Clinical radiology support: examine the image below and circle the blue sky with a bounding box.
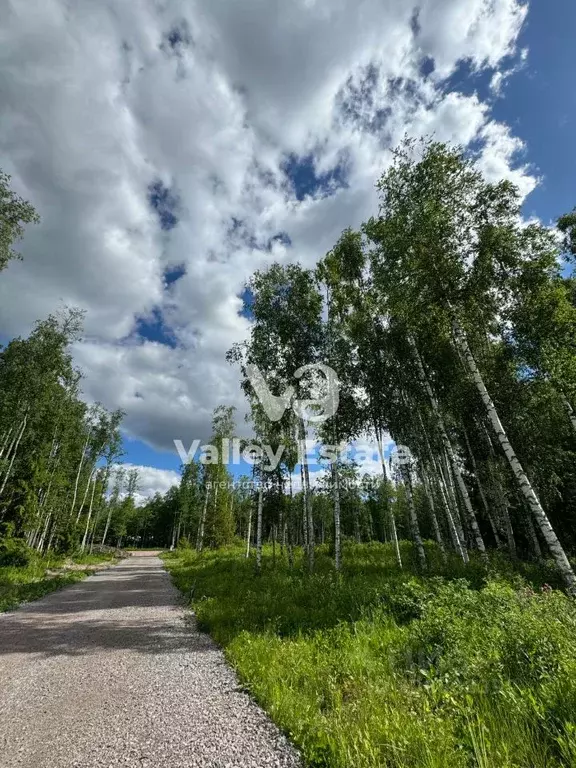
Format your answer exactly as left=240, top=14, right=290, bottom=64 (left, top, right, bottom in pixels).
left=1, top=0, right=574, bottom=499
left=450, top=0, right=576, bottom=224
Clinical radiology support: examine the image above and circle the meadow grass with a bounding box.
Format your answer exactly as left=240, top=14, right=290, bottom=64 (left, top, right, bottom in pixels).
left=0, top=550, right=117, bottom=612
left=165, top=541, right=576, bottom=767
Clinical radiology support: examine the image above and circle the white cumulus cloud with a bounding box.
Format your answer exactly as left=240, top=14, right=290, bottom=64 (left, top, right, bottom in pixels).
left=0, top=0, right=536, bottom=455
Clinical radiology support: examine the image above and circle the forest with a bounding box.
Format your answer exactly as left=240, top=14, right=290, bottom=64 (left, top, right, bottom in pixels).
left=3, top=140, right=576, bottom=766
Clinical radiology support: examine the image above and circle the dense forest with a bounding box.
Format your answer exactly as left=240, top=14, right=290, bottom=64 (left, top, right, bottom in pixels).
left=155, top=141, right=576, bottom=595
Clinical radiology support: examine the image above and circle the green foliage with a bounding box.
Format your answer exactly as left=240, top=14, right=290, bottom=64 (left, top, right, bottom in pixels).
left=0, top=537, right=33, bottom=567
left=166, top=543, right=576, bottom=768
left=0, top=309, right=126, bottom=553
left=0, top=169, right=39, bottom=272
left=0, top=550, right=115, bottom=612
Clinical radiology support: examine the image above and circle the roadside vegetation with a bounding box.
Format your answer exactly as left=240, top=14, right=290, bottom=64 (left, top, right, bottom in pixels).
left=166, top=543, right=576, bottom=768
left=0, top=538, right=118, bottom=612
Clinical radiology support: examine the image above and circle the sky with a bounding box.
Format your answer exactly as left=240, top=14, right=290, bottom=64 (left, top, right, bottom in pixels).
left=1, top=0, right=575, bottom=502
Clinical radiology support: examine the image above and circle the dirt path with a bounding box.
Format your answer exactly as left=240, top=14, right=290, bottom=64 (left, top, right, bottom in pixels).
left=0, top=555, right=300, bottom=768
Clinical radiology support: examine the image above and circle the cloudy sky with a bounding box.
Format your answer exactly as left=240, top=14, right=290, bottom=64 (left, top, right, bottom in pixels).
left=1, top=0, right=575, bottom=500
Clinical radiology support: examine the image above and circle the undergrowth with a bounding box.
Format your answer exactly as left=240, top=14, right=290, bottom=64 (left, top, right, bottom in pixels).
left=0, top=545, right=117, bottom=612
left=165, top=541, right=576, bottom=767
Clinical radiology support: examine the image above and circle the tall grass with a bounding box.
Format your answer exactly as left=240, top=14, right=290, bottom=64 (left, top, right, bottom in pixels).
left=165, top=541, right=576, bottom=767
left=0, top=550, right=117, bottom=612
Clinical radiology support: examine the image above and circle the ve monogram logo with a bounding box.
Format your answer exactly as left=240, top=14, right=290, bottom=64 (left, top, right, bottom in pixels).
left=246, top=363, right=340, bottom=424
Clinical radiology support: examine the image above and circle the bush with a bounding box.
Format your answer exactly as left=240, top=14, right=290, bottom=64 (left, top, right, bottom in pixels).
left=0, top=538, right=33, bottom=567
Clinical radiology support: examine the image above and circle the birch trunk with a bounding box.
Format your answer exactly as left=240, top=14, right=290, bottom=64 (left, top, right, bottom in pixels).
left=299, top=461, right=308, bottom=548
left=69, top=430, right=91, bottom=520
left=479, top=420, right=518, bottom=558
left=462, top=427, right=502, bottom=548
left=332, top=460, right=342, bottom=571
left=0, top=427, right=13, bottom=461
left=403, top=467, right=426, bottom=569
left=37, top=512, right=51, bottom=553
left=170, top=521, right=177, bottom=550
left=433, top=456, right=468, bottom=562
left=561, top=393, right=576, bottom=435
left=75, top=466, right=95, bottom=524
left=0, top=432, right=17, bottom=476
left=279, top=507, right=284, bottom=557
left=101, top=506, right=113, bottom=547
left=409, top=338, right=487, bottom=557
left=451, top=316, right=576, bottom=595
left=300, top=422, right=314, bottom=573
left=287, top=472, right=294, bottom=568
left=527, top=515, right=543, bottom=561
left=375, top=427, right=402, bottom=568
left=421, top=469, right=447, bottom=561
left=256, top=481, right=263, bottom=573
left=81, top=475, right=98, bottom=551
left=245, top=505, right=252, bottom=558
left=416, top=411, right=467, bottom=562
left=440, top=451, right=465, bottom=545
left=196, top=485, right=209, bottom=552
left=0, top=413, right=27, bottom=498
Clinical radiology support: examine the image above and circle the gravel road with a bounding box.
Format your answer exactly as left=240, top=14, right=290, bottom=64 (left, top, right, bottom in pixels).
left=0, top=555, right=301, bottom=768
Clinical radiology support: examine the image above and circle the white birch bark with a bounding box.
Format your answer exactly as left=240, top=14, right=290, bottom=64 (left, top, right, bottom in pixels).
left=331, top=459, right=342, bottom=571
left=433, top=456, right=468, bottom=562
left=421, top=468, right=447, bottom=561
left=256, top=481, right=263, bottom=573
left=0, top=427, right=13, bottom=461
left=37, top=512, right=52, bottom=553
left=462, top=427, right=502, bottom=548
left=439, top=453, right=464, bottom=540
left=415, top=411, right=468, bottom=562
left=479, top=419, right=518, bottom=558
left=300, top=422, right=314, bottom=573
left=287, top=472, right=294, bottom=568
left=81, top=474, right=98, bottom=551
left=75, top=465, right=95, bottom=524
left=409, top=337, right=487, bottom=557
left=299, top=461, right=308, bottom=548
left=451, top=316, right=576, bottom=595
left=0, top=413, right=27, bottom=498
left=101, top=506, right=112, bottom=547
left=245, top=505, right=252, bottom=558
left=561, top=393, right=576, bottom=435
left=69, top=430, right=91, bottom=520
left=376, top=429, right=402, bottom=568
left=196, top=485, right=209, bottom=552
left=0, top=431, right=17, bottom=473
left=402, top=466, right=426, bottom=569
left=527, top=516, right=543, bottom=561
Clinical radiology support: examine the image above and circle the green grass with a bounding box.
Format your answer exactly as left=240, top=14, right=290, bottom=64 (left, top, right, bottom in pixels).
left=0, top=551, right=117, bottom=613
left=164, top=541, right=576, bottom=768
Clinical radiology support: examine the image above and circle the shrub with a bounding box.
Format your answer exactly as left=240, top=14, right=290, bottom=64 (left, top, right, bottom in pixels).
left=0, top=537, right=33, bottom=567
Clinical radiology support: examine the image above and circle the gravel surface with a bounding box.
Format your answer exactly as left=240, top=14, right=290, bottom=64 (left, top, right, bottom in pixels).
left=0, top=555, right=301, bottom=768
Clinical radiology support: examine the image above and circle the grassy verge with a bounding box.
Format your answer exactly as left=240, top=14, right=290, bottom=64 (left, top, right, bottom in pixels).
left=164, top=542, right=576, bottom=768
left=0, top=551, right=117, bottom=613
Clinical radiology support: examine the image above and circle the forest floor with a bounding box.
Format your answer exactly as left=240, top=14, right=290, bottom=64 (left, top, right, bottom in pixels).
left=0, top=554, right=301, bottom=768
left=165, top=542, right=576, bottom=768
